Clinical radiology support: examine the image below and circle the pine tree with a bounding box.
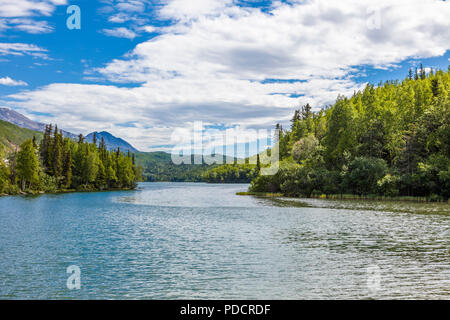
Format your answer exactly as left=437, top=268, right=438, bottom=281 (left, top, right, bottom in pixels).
left=98, top=137, right=107, bottom=164
left=256, top=154, right=261, bottom=173
left=301, top=103, right=312, bottom=119
left=291, top=110, right=300, bottom=129
left=420, top=63, right=426, bottom=80
left=40, top=124, right=52, bottom=171
left=16, top=140, right=40, bottom=190
left=51, top=126, right=63, bottom=182
left=63, top=147, right=72, bottom=188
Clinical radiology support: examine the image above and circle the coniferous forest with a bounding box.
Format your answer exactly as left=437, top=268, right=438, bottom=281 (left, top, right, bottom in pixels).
left=0, top=125, right=140, bottom=195
left=207, top=67, right=450, bottom=201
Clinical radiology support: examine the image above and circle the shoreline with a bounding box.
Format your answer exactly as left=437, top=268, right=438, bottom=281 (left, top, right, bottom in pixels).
left=0, top=187, right=137, bottom=198
left=237, top=191, right=450, bottom=203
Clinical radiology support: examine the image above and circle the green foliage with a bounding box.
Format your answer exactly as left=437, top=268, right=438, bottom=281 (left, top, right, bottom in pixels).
left=0, top=124, right=140, bottom=195
left=251, top=67, right=450, bottom=200
left=38, top=171, right=58, bottom=193
left=292, top=135, right=319, bottom=162
left=16, top=140, right=40, bottom=191
left=135, top=152, right=234, bottom=182
left=0, top=160, right=10, bottom=193
left=203, top=164, right=258, bottom=183
left=377, top=174, right=399, bottom=197
left=250, top=172, right=282, bottom=193
left=0, top=120, right=43, bottom=158
left=343, top=157, right=388, bottom=195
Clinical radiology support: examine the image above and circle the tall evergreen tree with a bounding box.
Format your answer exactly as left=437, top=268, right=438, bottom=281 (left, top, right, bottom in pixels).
left=420, top=63, right=426, bottom=80
left=51, top=126, right=63, bottom=181
left=62, top=147, right=72, bottom=188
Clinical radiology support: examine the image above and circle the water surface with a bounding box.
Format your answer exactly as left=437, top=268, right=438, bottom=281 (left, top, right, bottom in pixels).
left=0, top=182, right=448, bottom=299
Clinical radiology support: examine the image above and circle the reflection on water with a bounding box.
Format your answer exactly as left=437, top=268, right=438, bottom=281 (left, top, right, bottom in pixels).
left=0, top=182, right=449, bottom=299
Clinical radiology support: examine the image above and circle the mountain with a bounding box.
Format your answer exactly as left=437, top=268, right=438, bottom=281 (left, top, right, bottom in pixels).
left=0, top=120, right=43, bottom=157
left=86, top=131, right=139, bottom=153
left=0, top=108, right=139, bottom=153
left=0, top=107, right=77, bottom=139
left=0, top=107, right=45, bottom=132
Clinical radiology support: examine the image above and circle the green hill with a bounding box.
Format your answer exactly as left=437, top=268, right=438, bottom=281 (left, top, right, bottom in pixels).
left=0, top=120, right=43, bottom=158
left=135, top=152, right=238, bottom=182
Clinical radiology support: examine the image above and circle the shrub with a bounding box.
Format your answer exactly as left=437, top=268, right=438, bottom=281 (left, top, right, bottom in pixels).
left=292, top=135, right=319, bottom=162
left=344, top=157, right=388, bottom=195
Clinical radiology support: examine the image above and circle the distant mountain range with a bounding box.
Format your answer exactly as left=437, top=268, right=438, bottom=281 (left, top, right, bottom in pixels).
left=0, top=107, right=139, bottom=153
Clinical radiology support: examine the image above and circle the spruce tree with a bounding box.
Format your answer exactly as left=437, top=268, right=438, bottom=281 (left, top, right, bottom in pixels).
left=256, top=154, right=261, bottom=173
left=52, top=126, right=63, bottom=182
left=63, top=147, right=72, bottom=188
left=420, top=63, right=426, bottom=80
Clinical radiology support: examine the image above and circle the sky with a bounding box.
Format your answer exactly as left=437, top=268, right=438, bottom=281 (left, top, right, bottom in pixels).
left=0, top=0, right=449, bottom=153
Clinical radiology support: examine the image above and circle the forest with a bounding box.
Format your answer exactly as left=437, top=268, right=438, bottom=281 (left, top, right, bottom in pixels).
left=136, top=153, right=241, bottom=182
left=207, top=66, right=450, bottom=200
left=0, top=124, right=140, bottom=195
left=203, top=163, right=259, bottom=183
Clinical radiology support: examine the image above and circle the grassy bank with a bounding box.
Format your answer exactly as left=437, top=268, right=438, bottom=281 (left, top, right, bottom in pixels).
left=0, top=186, right=137, bottom=197
left=237, top=191, right=284, bottom=197
left=237, top=191, right=449, bottom=203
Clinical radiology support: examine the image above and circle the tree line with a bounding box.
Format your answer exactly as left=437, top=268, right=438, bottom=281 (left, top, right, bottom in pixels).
left=214, top=66, right=449, bottom=200
left=0, top=125, right=140, bottom=195
left=203, top=163, right=259, bottom=183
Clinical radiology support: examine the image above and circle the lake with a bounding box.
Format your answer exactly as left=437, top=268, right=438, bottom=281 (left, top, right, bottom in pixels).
left=0, top=182, right=449, bottom=299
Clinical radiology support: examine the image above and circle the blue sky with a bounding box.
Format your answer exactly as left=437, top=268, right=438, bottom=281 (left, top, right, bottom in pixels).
left=0, top=0, right=449, bottom=153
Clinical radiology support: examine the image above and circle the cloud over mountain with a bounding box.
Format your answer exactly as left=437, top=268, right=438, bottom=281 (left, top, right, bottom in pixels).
left=4, top=0, right=450, bottom=151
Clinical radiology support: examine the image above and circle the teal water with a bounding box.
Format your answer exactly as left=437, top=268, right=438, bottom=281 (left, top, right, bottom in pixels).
left=0, top=182, right=448, bottom=299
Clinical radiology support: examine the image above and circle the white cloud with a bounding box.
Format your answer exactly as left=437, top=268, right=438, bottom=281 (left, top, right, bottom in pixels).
left=0, top=42, right=49, bottom=59
left=115, top=0, right=146, bottom=13
left=7, top=18, right=53, bottom=33
left=0, top=76, right=28, bottom=86
left=6, top=0, right=450, bottom=151
left=102, top=27, right=138, bottom=39
left=0, top=0, right=67, bottom=33
left=158, top=0, right=233, bottom=21
left=99, top=0, right=450, bottom=83
left=100, top=1, right=158, bottom=39
left=139, top=25, right=157, bottom=33
left=0, top=0, right=54, bottom=17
